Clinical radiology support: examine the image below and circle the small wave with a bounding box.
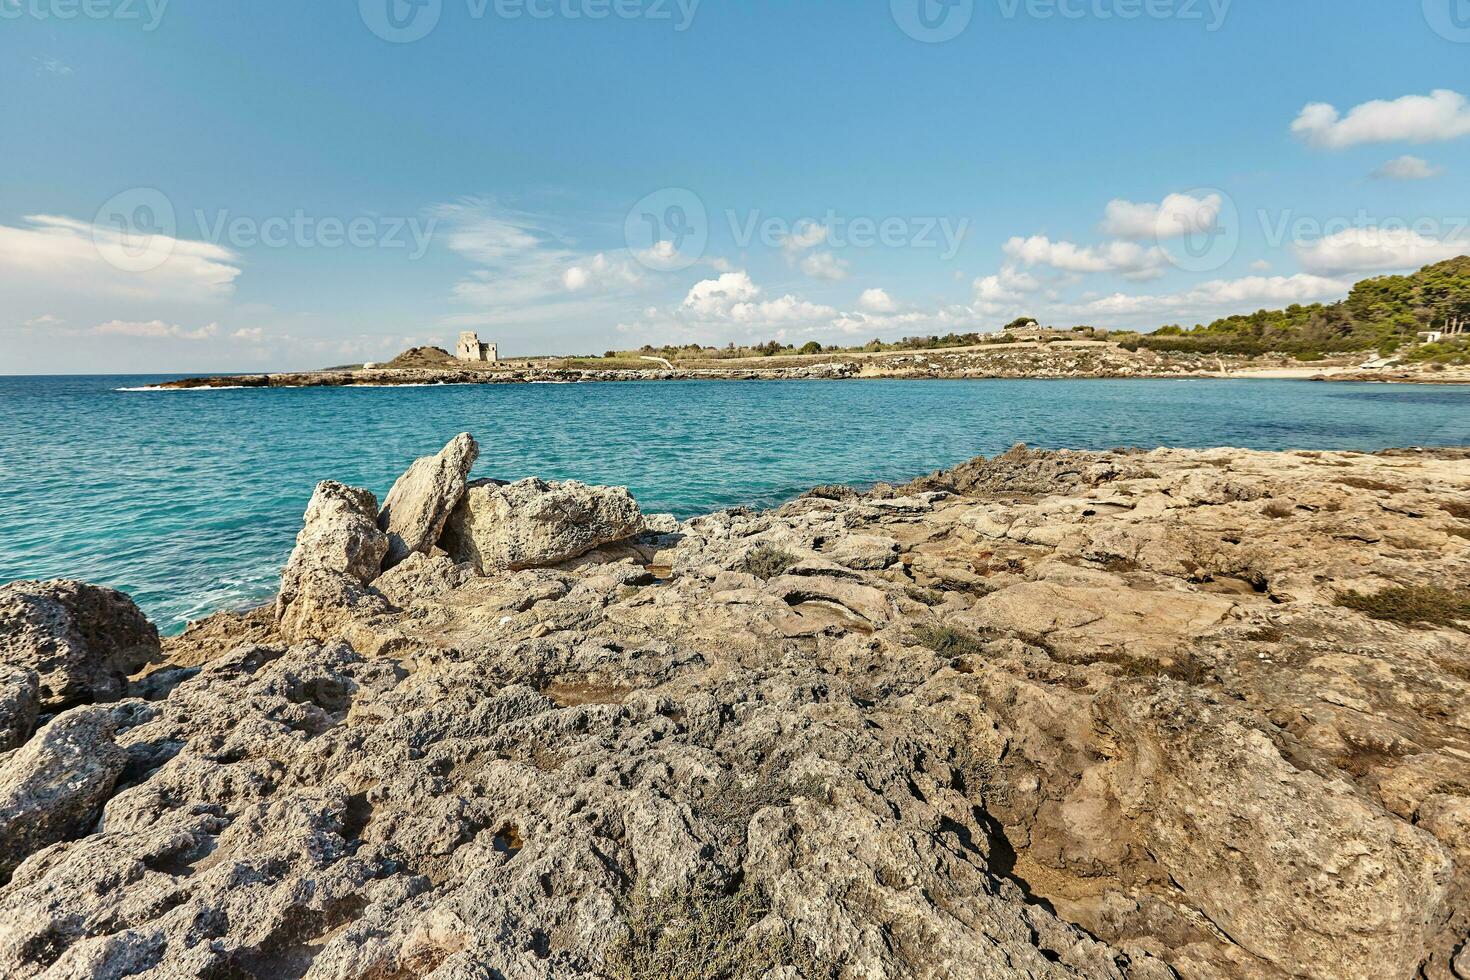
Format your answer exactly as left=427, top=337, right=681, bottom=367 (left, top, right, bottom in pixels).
left=115, top=385, right=255, bottom=392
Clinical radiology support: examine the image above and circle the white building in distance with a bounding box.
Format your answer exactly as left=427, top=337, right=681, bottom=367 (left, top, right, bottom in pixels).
left=456, top=332, right=499, bottom=363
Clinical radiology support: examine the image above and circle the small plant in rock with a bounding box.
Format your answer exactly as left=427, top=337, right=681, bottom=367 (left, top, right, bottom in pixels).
left=608, top=875, right=835, bottom=980
left=911, top=623, right=989, bottom=658
left=1335, top=585, right=1470, bottom=629
left=740, top=546, right=799, bottom=580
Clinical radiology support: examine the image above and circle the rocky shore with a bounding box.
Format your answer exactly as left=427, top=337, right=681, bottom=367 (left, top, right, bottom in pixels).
left=148, top=343, right=1457, bottom=389
left=2, top=438, right=1469, bottom=978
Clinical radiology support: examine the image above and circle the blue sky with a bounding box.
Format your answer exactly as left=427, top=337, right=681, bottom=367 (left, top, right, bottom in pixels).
left=3, top=0, right=1469, bottom=373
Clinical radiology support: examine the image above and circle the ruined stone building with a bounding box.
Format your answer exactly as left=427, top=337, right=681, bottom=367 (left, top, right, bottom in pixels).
left=455, top=332, right=499, bottom=363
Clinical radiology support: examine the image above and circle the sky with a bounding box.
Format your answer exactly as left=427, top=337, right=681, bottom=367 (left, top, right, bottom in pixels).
left=2, top=0, right=1469, bottom=374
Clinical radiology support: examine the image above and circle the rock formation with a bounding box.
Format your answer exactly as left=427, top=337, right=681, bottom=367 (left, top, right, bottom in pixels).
left=0, top=580, right=160, bottom=710
left=377, top=433, right=479, bottom=569
left=276, top=481, right=390, bottom=642
left=441, top=477, right=644, bottom=573
left=1, top=443, right=1467, bottom=978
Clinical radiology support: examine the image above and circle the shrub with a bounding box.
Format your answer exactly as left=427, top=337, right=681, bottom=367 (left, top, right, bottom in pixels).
left=1335, top=586, right=1470, bottom=628
left=798, top=341, right=823, bottom=355
left=912, top=623, right=988, bottom=658
left=740, top=546, right=799, bottom=580
left=608, top=875, right=835, bottom=980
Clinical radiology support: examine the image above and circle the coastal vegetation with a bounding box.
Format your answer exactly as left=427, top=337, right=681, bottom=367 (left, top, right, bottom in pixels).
left=1121, top=257, right=1470, bottom=358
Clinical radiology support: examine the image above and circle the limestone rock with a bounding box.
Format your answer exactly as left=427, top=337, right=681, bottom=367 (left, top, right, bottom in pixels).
left=0, top=670, right=40, bottom=751
left=276, top=481, right=388, bottom=632
left=441, top=477, right=644, bottom=573
left=0, top=580, right=160, bottom=710
left=2, top=445, right=1467, bottom=977
left=0, top=706, right=125, bottom=880
left=371, top=551, right=473, bottom=607
left=277, top=568, right=392, bottom=644
left=378, top=433, right=479, bottom=569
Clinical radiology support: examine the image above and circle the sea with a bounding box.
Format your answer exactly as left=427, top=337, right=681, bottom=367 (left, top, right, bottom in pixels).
left=1, top=375, right=1466, bottom=634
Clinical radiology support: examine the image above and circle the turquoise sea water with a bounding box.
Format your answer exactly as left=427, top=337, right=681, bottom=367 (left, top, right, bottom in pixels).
left=1, top=375, right=1467, bottom=634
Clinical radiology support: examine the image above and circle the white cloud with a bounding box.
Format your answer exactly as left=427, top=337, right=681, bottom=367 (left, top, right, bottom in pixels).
left=1004, top=234, right=1169, bottom=281
left=1078, top=274, right=1349, bottom=319
left=1250, top=260, right=1272, bottom=272
left=1371, top=155, right=1444, bottom=181
left=682, top=272, right=761, bottom=317
left=800, top=251, right=849, bottom=280
left=94, top=320, right=220, bottom=341
left=973, top=265, right=1041, bottom=303
left=1102, top=192, right=1223, bottom=241
left=781, top=221, right=829, bottom=252
left=1295, top=227, right=1470, bottom=275
left=231, top=327, right=265, bottom=341
left=0, top=214, right=240, bottom=302
left=433, top=202, right=644, bottom=319
left=24, top=314, right=65, bottom=329
left=859, top=288, right=897, bottom=313
left=1292, top=89, right=1470, bottom=149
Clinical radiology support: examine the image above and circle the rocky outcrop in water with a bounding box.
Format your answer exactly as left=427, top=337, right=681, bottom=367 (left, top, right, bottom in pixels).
left=1, top=442, right=1468, bottom=978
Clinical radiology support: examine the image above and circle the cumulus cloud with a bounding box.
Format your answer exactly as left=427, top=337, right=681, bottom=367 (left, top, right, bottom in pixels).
left=231, top=327, right=265, bottom=341
left=0, top=214, right=240, bottom=302
left=1295, top=227, right=1470, bottom=275
left=859, top=288, right=897, bottom=313
left=800, top=252, right=849, bottom=280
left=973, top=265, right=1041, bottom=303
left=1371, top=155, right=1444, bottom=181
left=1102, top=192, right=1223, bottom=241
left=1004, top=235, right=1169, bottom=281
left=682, top=272, right=762, bottom=317
left=1292, top=89, right=1470, bottom=149
left=94, top=320, right=220, bottom=340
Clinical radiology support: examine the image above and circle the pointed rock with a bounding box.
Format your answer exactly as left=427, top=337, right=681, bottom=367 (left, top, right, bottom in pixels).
left=378, top=433, right=479, bottom=570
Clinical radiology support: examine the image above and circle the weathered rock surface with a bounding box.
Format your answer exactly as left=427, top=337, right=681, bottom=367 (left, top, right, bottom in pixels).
left=0, top=706, right=126, bottom=880
left=441, top=477, right=644, bottom=572
left=0, top=669, right=41, bottom=751
left=0, top=580, right=160, bottom=710
left=1, top=445, right=1467, bottom=978
left=276, top=481, right=389, bottom=639
left=378, top=433, right=479, bottom=569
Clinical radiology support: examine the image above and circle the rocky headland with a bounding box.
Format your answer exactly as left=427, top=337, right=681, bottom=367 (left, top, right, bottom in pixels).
left=147, top=343, right=1462, bottom=390
left=2, top=438, right=1469, bottom=979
